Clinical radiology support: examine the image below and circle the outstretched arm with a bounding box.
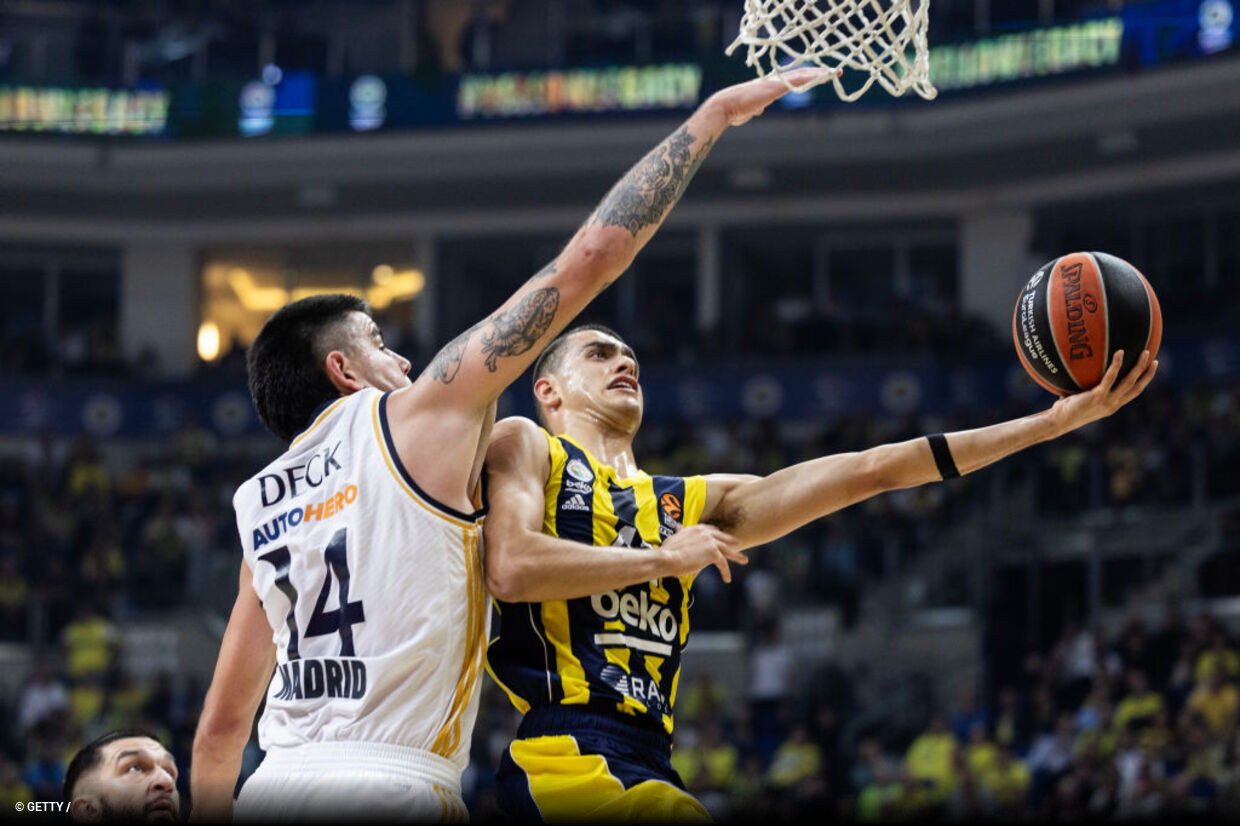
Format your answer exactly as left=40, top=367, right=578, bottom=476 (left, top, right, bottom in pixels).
left=412, top=67, right=834, bottom=410
left=702, top=350, right=1158, bottom=549
left=390, top=69, right=832, bottom=515
left=190, top=562, right=275, bottom=822
left=483, top=417, right=747, bottom=603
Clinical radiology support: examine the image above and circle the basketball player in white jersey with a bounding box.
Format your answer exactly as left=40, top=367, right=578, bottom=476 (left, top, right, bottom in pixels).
left=189, top=69, right=831, bottom=822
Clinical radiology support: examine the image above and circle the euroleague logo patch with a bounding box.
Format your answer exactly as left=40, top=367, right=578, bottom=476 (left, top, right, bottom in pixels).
left=659, top=493, right=682, bottom=521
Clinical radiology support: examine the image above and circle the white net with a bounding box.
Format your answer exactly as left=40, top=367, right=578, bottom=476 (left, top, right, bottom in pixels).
left=726, top=0, right=937, bottom=102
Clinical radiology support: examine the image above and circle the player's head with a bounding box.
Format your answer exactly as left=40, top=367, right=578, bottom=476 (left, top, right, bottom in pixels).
left=247, top=294, right=412, bottom=442
left=64, top=730, right=179, bottom=823
left=531, top=324, right=641, bottom=433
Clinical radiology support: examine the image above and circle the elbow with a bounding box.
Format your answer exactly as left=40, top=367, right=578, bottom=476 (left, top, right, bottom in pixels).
left=194, top=705, right=251, bottom=750
left=565, top=230, right=631, bottom=284
left=484, top=546, right=531, bottom=603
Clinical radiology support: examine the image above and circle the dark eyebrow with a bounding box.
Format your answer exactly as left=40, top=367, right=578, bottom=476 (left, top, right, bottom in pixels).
left=582, top=340, right=636, bottom=362
left=113, top=750, right=144, bottom=764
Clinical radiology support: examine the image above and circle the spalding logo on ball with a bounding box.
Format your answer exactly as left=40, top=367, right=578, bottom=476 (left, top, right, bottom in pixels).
left=1013, top=252, right=1162, bottom=395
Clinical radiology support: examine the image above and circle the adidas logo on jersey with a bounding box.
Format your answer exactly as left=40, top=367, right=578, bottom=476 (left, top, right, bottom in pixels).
left=561, top=494, right=590, bottom=512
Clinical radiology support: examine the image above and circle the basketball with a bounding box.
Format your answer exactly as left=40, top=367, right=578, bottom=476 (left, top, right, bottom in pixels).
left=1013, top=252, right=1162, bottom=396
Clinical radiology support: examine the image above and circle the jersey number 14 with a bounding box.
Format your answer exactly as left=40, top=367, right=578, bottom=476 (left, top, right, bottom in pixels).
left=257, top=527, right=366, bottom=658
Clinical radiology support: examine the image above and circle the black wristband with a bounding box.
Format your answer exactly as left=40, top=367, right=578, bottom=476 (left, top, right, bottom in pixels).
left=927, top=433, right=959, bottom=480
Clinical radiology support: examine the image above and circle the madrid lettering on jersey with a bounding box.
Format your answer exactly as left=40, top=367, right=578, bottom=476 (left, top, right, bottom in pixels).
left=272, top=657, right=367, bottom=701
left=253, top=484, right=358, bottom=550
left=258, top=442, right=344, bottom=507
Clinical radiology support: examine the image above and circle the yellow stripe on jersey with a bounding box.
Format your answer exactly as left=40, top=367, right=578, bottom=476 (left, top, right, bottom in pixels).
left=432, top=525, right=487, bottom=757
left=289, top=396, right=349, bottom=449
left=541, top=598, right=590, bottom=705
left=543, top=433, right=568, bottom=534
left=508, top=736, right=711, bottom=823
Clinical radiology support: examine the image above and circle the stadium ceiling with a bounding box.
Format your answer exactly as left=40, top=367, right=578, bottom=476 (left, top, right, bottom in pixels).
left=2, top=56, right=1240, bottom=243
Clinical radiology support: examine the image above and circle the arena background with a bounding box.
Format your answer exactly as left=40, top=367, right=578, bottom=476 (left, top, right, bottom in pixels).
left=2, top=0, right=1239, bottom=820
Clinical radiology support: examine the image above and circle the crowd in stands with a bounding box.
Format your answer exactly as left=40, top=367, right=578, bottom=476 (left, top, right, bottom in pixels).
left=0, top=349, right=1237, bottom=817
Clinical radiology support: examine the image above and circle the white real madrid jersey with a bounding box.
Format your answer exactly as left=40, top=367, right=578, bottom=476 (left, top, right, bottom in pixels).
left=232, top=388, right=488, bottom=774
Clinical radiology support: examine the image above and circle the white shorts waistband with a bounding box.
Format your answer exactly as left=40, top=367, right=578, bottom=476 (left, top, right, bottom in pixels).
left=258, top=742, right=461, bottom=792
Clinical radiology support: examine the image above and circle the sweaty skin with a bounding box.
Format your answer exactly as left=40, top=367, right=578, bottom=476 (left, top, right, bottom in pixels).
left=68, top=737, right=179, bottom=824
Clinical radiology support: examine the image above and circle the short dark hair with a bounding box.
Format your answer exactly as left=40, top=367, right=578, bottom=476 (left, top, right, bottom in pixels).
left=530, top=324, right=629, bottom=426
left=247, top=294, right=370, bottom=442
left=64, top=729, right=164, bottom=802
left=531, top=323, right=626, bottom=385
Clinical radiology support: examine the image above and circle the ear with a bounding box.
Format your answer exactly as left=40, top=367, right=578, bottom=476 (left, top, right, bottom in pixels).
left=69, top=795, right=103, bottom=823
left=323, top=349, right=365, bottom=394
left=533, top=375, right=561, bottom=416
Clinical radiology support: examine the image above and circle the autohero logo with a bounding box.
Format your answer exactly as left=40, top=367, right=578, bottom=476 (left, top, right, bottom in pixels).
left=253, top=485, right=359, bottom=550
left=590, top=589, right=678, bottom=657
left=258, top=442, right=344, bottom=507
left=272, top=657, right=366, bottom=701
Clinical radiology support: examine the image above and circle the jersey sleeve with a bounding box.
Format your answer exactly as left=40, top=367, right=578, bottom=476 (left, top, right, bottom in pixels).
left=680, top=475, right=707, bottom=527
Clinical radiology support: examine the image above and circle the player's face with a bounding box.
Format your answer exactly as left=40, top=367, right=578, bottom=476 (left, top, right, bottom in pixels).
left=555, top=331, right=643, bottom=426
left=344, top=312, right=413, bottom=391
left=78, top=737, right=180, bottom=823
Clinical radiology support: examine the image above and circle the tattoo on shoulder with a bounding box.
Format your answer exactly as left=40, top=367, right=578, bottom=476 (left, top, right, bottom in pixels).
left=426, top=321, right=481, bottom=385
left=479, top=288, right=560, bottom=372
left=595, top=126, right=715, bottom=237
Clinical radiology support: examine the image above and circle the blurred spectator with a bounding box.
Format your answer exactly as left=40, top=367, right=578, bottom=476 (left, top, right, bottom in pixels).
left=17, top=660, right=69, bottom=735
left=949, top=685, right=990, bottom=744
left=1195, top=630, right=1240, bottom=685
left=61, top=603, right=118, bottom=682
left=903, top=714, right=957, bottom=808
left=0, top=755, right=31, bottom=809
left=748, top=624, right=792, bottom=761
left=767, top=723, right=822, bottom=789
left=977, top=744, right=1030, bottom=816
left=21, top=738, right=64, bottom=802
left=1113, top=670, right=1164, bottom=734
left=1186, top=664, right=1239, bottom=742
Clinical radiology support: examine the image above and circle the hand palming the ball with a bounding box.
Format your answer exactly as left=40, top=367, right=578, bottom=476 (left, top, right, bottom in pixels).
left=1048, top=349, right=1158, bottom=436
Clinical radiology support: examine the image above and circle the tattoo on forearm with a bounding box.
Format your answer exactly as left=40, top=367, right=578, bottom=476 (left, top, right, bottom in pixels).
left=426, top=321, right=481, bottom=385
left=530, top=261, right=557, bottom=281
left=595, top=126, right=716, bottom=237
left=479, top=288, right=560, bottom=372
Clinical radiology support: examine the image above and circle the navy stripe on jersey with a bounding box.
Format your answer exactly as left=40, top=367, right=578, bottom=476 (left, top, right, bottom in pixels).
left=377, top=392, right=485, bottom=523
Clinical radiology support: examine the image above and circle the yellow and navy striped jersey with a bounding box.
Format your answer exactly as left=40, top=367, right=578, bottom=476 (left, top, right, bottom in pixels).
left=486, top=430, right=707, bottom=737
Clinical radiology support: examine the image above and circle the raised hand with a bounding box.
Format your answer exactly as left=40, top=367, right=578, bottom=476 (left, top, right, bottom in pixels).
left=1050, top=350, right=1159, bottom=435
left=706, top=67, right=839, bottom=126
left=659, top=524, right=748, bottom=583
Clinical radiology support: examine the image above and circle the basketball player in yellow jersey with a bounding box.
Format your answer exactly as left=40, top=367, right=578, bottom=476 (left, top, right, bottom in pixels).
left=483, top=325, right=1159, bottom=822
left=190, top=70, right=832, bottom=822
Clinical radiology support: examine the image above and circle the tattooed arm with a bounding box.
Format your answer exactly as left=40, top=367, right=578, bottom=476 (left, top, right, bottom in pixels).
left=387, top=69, right=831, bottom=514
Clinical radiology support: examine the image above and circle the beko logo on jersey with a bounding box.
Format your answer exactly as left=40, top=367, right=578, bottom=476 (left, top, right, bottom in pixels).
left=258, top=442, right=344, bottom=506
left=272, top=657, right=367, bottom=701
left=590, top=589, right=678, bottom=656
left=562, top=478, right=593, bottom=495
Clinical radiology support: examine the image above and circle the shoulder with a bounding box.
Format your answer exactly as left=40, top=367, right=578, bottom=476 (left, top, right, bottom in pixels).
left=486, top=417, right=551, bottom=473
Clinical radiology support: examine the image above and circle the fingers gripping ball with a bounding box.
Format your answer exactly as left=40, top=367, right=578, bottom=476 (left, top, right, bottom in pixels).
left=1013, top=252, right=1162, bottom=395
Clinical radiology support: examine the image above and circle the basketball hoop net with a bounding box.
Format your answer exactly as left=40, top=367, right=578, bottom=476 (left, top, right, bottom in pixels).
left=726, top=0, right=937, bottom=102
